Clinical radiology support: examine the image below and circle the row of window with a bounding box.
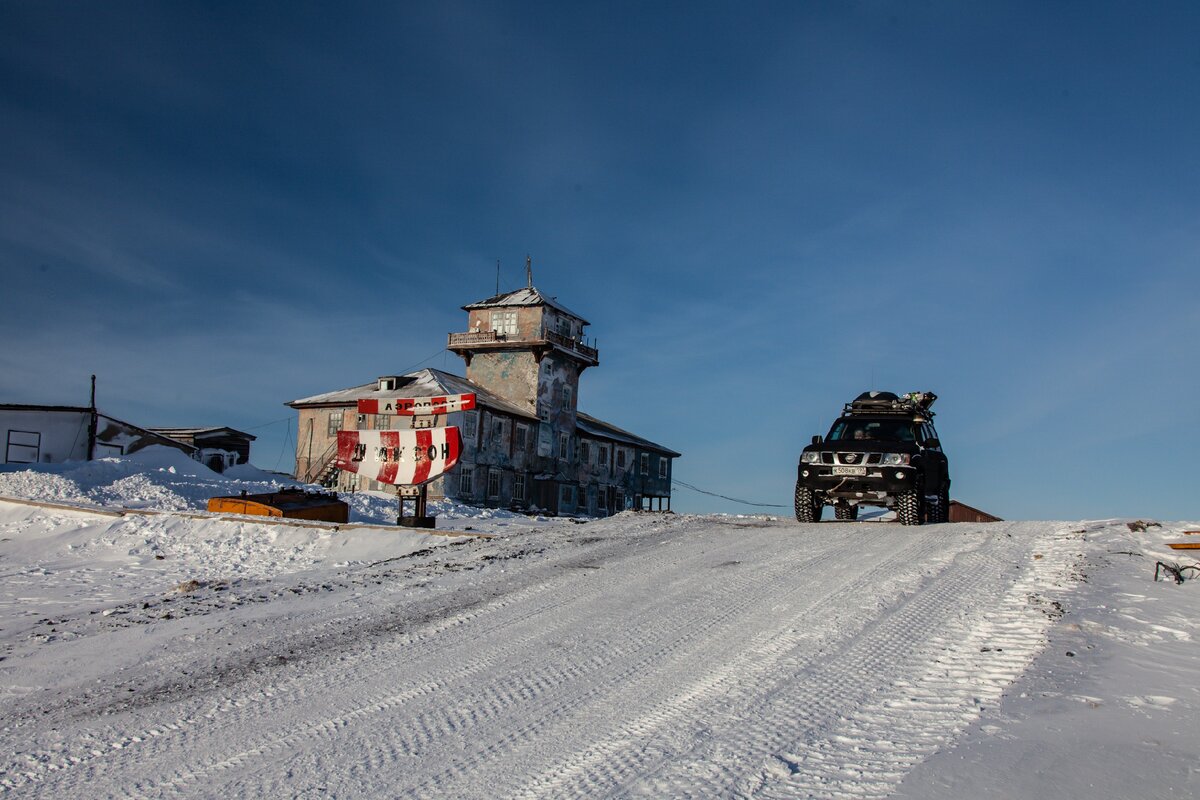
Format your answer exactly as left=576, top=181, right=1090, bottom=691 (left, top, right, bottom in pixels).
left=457, top=465, right=628, bottom=513
left=325, top=408, right=669, bottom=478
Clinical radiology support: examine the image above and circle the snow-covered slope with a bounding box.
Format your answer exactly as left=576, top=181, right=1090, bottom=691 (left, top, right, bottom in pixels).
left=0, top=454, right=1196, bottom=798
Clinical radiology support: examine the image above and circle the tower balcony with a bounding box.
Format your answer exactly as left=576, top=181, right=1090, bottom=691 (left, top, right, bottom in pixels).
left=447, top=328, right=599, bottom=367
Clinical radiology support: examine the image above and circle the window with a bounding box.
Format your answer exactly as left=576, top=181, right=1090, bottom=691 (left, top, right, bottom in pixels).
left=514, top=473, right=526, bottom=501
left=492, top=417, right=507, bottom=446
left=559, top=483, right=575, bottom=509
left=463, top=410, right=477, bottom=440
left=598, top=445, right=609, bottom=468
left=374, top=414, right=390, bottom=430
left=640, top=452, right=649, bottom=475
left=580, top=440, right=590, bottom=465
left=515, top=423, right=528, bottom=452
left=598, top=488, right=607, bottom=513
left=5, top=430, right=40, bottom=464
left=458, top=466, right=474, bottom=495
left=487, top=469, right=501, bottom=499
left=356, top=413, right=368, bottom=428
left=617, top=448, right=626, bottom=469
left=659, top=457, right=668, bottom=478
left=559, top=433, right=569, bottom=460
left=615, top=489, right=625, bottom=511
left=327, top=410, right=343, bottom=436
left=490, top=310, right=518, bottom=336
left=557, top=317, right=572, bottom=337
left=563, top=384, right=573, bottom=410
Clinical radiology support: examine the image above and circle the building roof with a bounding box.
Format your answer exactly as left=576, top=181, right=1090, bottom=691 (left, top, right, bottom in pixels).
left=148, top=427, right=257, bottom=441
left=576, top=412, right=681, bottom=457
left=462, top=286, right=589, bottom=325
left=0, top=403, right=92, bottom=413
left=287, top=368, right=539, bottom=421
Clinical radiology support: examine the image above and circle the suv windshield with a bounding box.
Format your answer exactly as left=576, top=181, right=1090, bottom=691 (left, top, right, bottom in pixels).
left=827, top=419, right=916, bottom=442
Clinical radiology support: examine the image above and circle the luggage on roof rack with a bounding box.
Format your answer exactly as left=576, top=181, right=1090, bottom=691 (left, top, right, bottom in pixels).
left=845, top=390, right=937, bottom=416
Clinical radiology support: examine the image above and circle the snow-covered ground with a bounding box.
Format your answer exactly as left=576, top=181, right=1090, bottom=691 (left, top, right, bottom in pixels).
left=0, top=451, right=1197, bottom=798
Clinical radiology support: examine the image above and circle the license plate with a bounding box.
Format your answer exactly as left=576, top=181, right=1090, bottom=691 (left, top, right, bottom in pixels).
left=832, top=466, right=867, bottom=476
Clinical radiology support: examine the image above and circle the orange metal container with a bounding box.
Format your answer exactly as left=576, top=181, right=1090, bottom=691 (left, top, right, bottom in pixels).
left=207, top=488, right=349, bottom=523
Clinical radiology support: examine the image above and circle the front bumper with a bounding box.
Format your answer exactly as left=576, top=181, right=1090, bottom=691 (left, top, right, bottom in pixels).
left=797, top=463, right=920, bottom=502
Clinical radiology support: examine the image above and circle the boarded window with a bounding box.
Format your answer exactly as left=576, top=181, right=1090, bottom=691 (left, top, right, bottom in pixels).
left=580, top=440, right=590, bottom=464
left=659, top=457, right=668, bottom=478
left=487, top=469, right=501, bottom=498
left=515, top=423, right=528, bottom=452
left=458, top=466, right=474, bottom=495
left=559, top=433, right=569, bottom=460
left=463, top=410, right=477, bottom=440
left=640, top=452, right=649, bottom=475
left=617, top=448, right=626, bottom=469
left=598, top=445, right=609, bottom=468
left=514, top=473, right=526, bottom=501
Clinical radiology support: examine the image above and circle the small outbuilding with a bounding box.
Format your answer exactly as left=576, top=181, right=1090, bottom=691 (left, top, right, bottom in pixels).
left=948, top=500, right=1002, bottom=523
left=207, top=488, right=348, bottom=523
left=148, top=427, right=256, bottom=473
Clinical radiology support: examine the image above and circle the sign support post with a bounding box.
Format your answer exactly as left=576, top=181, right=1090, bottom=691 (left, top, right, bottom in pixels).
left=397, top=483, right=433, bottom=528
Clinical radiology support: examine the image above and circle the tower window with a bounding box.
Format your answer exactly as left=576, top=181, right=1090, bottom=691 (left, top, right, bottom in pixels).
left=491, top=310, right=518, bottom=336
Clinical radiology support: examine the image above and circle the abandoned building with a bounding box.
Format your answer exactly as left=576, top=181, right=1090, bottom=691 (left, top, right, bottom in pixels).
left=147, top=427, right=256, bottom=473
left=287, top=280, right=680, bottom=515
left=1, top=404, right=196, bottom=464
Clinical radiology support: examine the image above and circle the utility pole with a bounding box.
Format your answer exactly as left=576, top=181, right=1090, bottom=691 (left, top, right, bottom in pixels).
left=86, top=374, right=97, bottom=461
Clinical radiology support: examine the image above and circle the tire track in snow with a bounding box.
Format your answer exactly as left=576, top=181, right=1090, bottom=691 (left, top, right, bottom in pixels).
left=242, top=526, right=969, bottom=798
left=747, top=526, right=1085, bottom=799
left=508, top=526, right=993, bottom=799
left=1, top=516, right=794, bottom=796
left=154, top=520, right=856, bottom=798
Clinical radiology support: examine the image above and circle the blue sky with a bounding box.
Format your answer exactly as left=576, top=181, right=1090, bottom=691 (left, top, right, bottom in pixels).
left=2, top=1, right=1197, bottom=520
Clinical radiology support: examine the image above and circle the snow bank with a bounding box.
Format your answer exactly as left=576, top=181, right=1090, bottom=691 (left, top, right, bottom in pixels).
left=0, top=447, right=544, bottom=527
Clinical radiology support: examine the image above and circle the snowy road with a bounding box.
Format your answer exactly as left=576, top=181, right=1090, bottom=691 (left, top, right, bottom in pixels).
left=0, top=511, right=1091, bottom=798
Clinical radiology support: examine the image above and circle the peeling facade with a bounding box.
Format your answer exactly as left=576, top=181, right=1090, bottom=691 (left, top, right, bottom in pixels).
left=288, top=282, right=680, bottom=516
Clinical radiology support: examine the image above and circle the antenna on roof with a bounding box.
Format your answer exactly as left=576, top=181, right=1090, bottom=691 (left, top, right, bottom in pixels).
left=526, top=254, right=533, bottom=288
left=495, top=259, right=500, bottom=295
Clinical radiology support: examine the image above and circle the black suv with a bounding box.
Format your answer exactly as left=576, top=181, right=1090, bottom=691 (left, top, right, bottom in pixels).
left=795, top=391, right=950, bottom=525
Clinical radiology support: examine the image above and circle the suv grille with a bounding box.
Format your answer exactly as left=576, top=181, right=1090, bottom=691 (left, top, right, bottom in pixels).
left=826, top=452, right=884, bottom=465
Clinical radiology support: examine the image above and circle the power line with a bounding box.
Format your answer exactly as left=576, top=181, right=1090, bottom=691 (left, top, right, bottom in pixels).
left=243, top=415, right=294, bottom=430
left=673, top=479, right=788, bottom=508
left=397, top=347, right=452, bottom=376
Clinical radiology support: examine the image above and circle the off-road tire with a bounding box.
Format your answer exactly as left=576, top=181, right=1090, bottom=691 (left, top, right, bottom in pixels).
left=896, top=489, right=923, bottom=526
left=925, top=495, right=943, bottom=524
left=835, top=504, right=859, bottom=521
left=938, top=483, right=951, bottom=523
left=795, top=483, right=820, bottom=523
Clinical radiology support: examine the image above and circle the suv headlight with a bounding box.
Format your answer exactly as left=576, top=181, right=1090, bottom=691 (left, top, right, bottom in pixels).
left=800, top=451, right=821, bottom=464
left=881, top=453, right=910, bottom=466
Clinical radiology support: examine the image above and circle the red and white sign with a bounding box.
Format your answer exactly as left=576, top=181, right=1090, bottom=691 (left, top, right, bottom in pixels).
left=358, top=393, right=476, bottom=416
left=335, top=428, right=462, bottom=486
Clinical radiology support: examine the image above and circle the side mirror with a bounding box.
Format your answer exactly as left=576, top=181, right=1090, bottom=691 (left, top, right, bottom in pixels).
left=811, top=435, right=823, bottom=445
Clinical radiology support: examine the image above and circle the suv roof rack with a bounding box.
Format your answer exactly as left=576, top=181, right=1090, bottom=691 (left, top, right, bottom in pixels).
left=844, top=391, right=937, bottom=417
